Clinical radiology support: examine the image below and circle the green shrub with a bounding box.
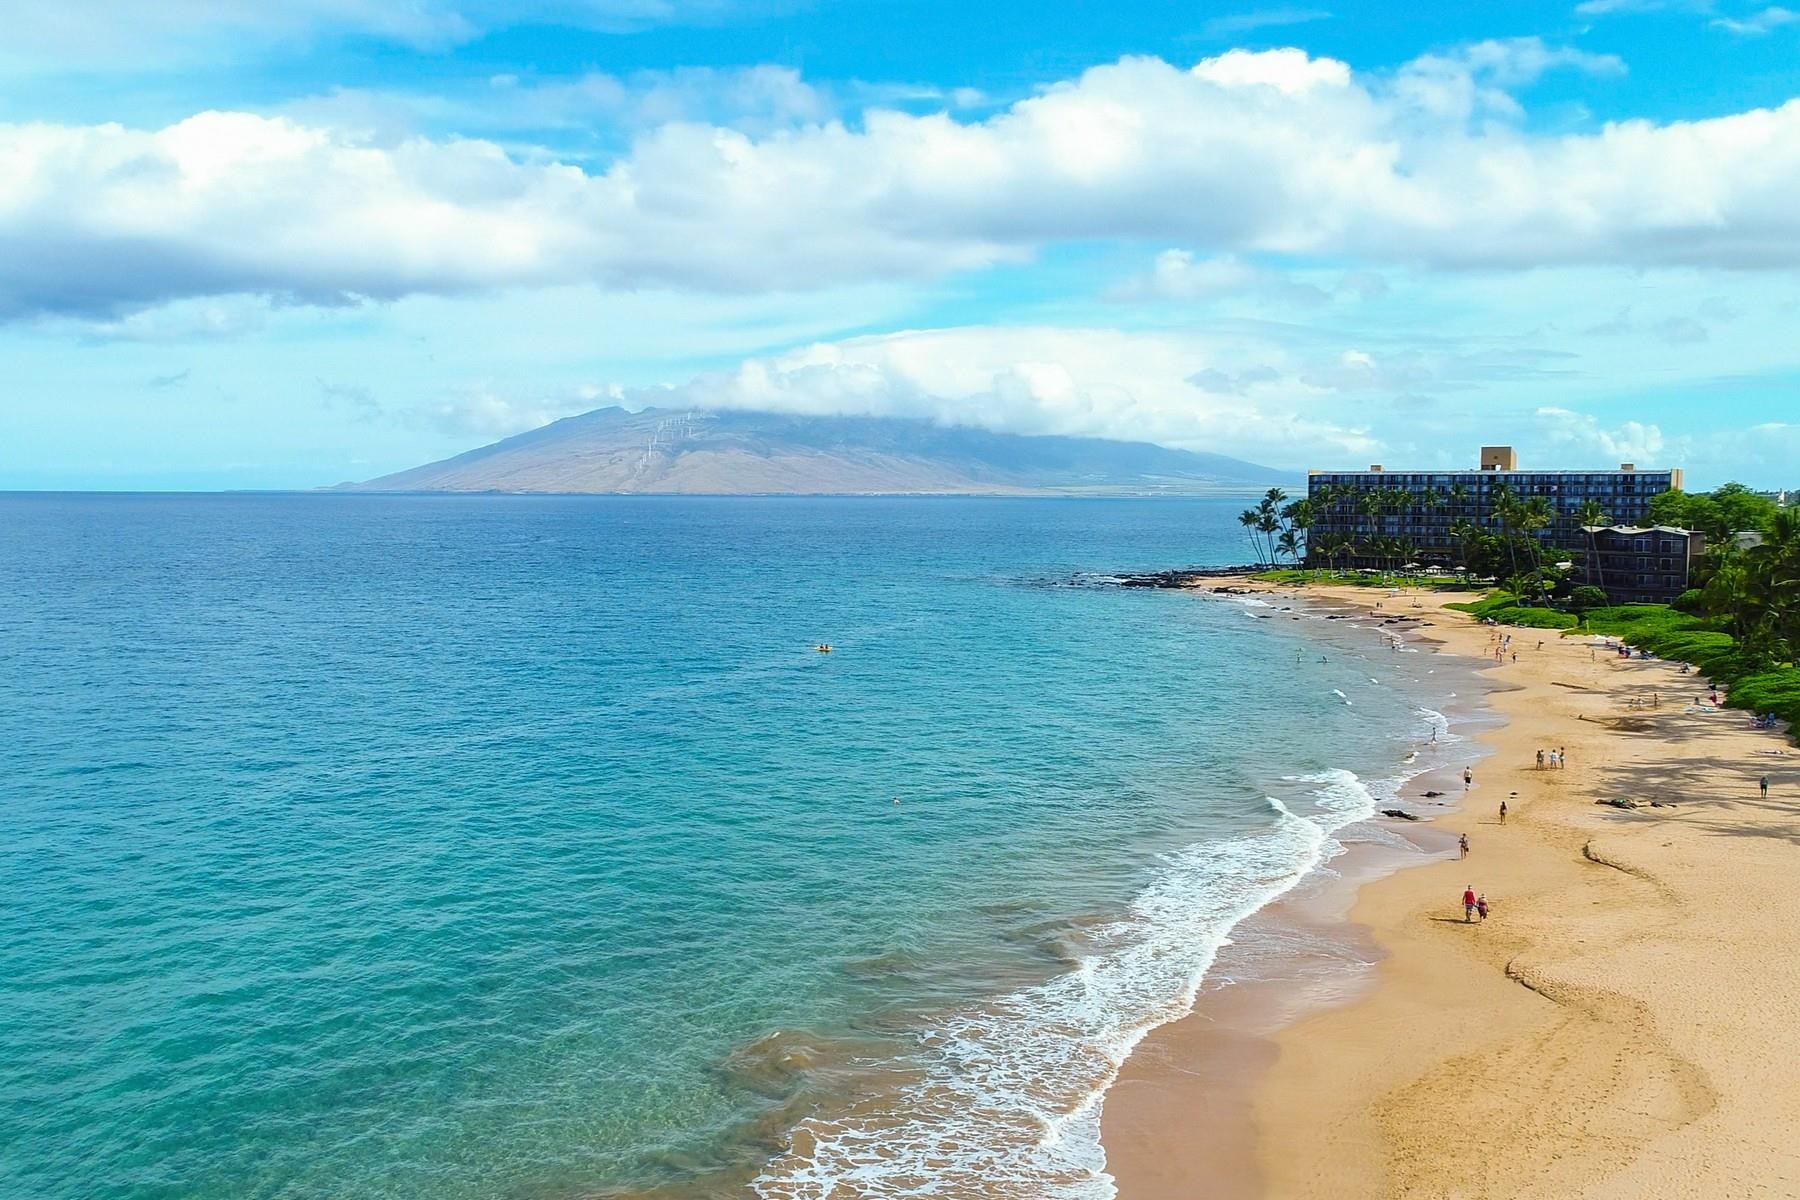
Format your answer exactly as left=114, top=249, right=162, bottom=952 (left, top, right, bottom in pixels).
left=1495, top=607, right=1579, bottom=629
left=1445, top=593, right=1577, bottom=629
left=1569, top=585, right=1610, bottom=613
left=1731, top=670, right=1800, bottom=729
left=1558, top=602, right=1797, bottom=739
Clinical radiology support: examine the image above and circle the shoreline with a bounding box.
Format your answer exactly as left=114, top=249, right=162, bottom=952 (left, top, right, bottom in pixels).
left=1106, top=580, right=1800, bottom=1199
left=1102, top=582, right=1501, bottom=1200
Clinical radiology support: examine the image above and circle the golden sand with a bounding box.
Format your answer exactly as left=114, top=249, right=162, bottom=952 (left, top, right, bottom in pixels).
left=1105, top=584, right=1800, bottom=1199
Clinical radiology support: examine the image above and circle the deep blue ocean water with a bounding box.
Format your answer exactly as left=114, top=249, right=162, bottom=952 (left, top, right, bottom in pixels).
left=0, top=495, right=1458, bottom=1200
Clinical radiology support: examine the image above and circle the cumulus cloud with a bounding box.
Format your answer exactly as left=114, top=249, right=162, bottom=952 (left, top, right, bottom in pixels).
left=610, top=325, right=1402, bottom=465
left=9, top=46, right=1800, bottom=318
left=1536, top=406, right=1668, bottom=460
left=406, top=384, right=599, bottom=437
left=1391, top=37, right=1624, bottom=122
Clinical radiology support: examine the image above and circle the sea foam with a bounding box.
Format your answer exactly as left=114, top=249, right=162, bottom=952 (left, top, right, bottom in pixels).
left=752, top=771, right=1385, bottom=1200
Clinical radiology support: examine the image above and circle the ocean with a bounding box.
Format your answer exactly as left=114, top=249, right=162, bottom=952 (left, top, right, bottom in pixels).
left=0, top=494, right=1465, bottom=1200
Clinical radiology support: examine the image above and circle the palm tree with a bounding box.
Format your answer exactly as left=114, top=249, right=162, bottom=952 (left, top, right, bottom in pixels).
left=1574, top=498, right=1612, bottom=597
left=1318, top=530, right=1353, bottom=575
left=1281, top=497, right=1316, bottom=567
left=1239, top=507, right=1266, bottom=568
left=1488, top=483, right=1526, bottom=588
left=1257, top=507, right=1283, bottom=566
left=1449, top=517, right=1480, bottom=574
left=1726, top=507, right=1800, bottom=661
left=1357, top=489, right=1385, bottom=566
left=1518, top=495, right=1557, bottom=603
left=1232, top=487, right=1289, bottom=569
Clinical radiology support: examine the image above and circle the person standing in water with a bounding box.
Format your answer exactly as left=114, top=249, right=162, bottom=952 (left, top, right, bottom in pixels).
left=1463, top=767, right=1473, bottom=790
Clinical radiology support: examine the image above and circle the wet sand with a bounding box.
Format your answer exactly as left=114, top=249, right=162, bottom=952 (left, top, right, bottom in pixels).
left=1105, top=583, right=1800, bottom=1199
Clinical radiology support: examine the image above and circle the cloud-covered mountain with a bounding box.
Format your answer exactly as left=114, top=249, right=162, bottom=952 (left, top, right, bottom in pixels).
left=340, top=407, right=1290, bottom=495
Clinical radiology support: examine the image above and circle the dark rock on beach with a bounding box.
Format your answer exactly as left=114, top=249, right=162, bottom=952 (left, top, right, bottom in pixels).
left=1111, top=567, right=1260, bottom=589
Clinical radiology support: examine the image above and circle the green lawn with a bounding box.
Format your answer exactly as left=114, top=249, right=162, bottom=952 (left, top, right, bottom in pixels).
left=1252, top=568, right=1472, bottom=589
left=1447, top=595, right=1798, bottom=737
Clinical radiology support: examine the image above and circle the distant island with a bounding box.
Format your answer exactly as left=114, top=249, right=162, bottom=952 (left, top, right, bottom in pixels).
left=336, top=407, right=1291, bottom=496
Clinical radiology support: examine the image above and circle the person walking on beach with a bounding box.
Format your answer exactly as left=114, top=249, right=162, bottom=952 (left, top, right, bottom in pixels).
left=1499, top=798, right=1508, bottom=824
left=1477, top=895, right=1490, bottom=922
left=1536, top=749, right=1545, bottom=770
left=1463, top=886, right=1478, bottom=923
left=1558, top=747, right=1566, bottom=769
left=1458, top=833, right=1470, bottom=859
left=1463, top=767, right=1473, bottom=790
left=1762, top=775, right=1771, bottom=800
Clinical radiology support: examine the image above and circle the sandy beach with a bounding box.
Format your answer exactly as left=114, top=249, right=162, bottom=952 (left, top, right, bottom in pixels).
left=1105, top=582, right=1800, bottom=1199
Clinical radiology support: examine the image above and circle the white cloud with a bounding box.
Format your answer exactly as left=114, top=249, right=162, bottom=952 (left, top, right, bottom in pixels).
left=1536, top=406, right=1668, bottom=460
left=1712, top=5, right=1800, bottom=33
left=8, top=47, right=1800, bottom=318
left=1392, top=37, right=1625, bottom=123
left=613, top=325, right=1397, bottom=466
left=407, top=383, right=597, bottom=437
left=1189, top=46, right=1352, bottom=93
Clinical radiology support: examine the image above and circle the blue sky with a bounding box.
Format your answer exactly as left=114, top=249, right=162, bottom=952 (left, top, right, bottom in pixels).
left=3, top=0, right=1800, bottom=488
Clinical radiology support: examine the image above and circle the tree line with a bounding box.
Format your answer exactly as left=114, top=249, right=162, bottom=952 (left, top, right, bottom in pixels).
left=1239, top=481, right=1607, bottom=599
left=1243, top=478, right=1793, bottom=661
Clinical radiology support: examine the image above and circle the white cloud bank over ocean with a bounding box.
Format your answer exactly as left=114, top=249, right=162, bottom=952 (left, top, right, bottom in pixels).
left=5, top=43, right=1800, bottom=321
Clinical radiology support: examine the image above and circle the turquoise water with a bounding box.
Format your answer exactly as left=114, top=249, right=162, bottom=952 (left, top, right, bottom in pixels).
left=0, top=495, right=1457, bottom=1199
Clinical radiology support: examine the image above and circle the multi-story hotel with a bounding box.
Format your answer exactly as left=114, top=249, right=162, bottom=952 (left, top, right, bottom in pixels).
left=1305, top=446, right=1683, bottom=566
left=1574, top=525, right=1706, bottom=605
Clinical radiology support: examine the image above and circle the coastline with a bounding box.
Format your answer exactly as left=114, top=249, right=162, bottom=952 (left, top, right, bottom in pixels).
left=1106, top=581, right=1800, bottom=1199
left=1102, top=582, right=1498, bottom=1200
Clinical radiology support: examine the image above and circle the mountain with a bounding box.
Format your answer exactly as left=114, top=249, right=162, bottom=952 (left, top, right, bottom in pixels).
left=339, top=407, right=1291, bottom=496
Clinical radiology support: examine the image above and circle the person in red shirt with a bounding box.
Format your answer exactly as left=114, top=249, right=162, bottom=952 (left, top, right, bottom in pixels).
left=1463, top=886, right=1478, bottom=922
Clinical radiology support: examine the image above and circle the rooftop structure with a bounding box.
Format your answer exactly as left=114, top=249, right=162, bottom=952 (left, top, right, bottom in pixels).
left=1305, top=447, right=1684, bottom=568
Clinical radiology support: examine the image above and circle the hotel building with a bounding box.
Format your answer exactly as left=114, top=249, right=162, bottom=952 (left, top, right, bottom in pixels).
left=1305, top=446, right=1683, bottom=567
left=1574, top=526, right=1707, bottom=605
